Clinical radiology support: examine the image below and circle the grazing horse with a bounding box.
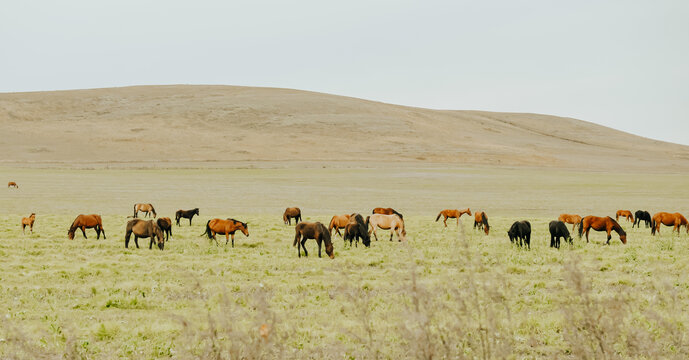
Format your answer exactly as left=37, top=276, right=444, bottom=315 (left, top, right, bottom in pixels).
left=558, top=214, right=582, bottom=232
left=21, top=213, right=36, bottom=234
left=343, top=213, right=370, bottom=247
left=549, top=221, right=572, bottom=249
left=293, top=222, right=334, bottom=258
left=633, top=210, right=651, bottom=228
left=133, top=203, right=157, bottom=218
left=175, top=208, right=199, bottom=226
left=328, top=214, right=351, bottom=236
left=202, top=218, right=249, bottom=247
left=156, top=217, right=173, bottom=241
left=578, top=216, right=627, bottom=244
left=367, top=214, right=406, bottom=242
left=651, top=212, right=688, bottom=235
left=473, top=212, right=490, bottom=235
left=7, top=182, right=18, bottom=189
left=125, top=219, right=165, bottom=250
left=435, top=208, right=472, bottom=227
left=68, top=214, right=106, bottom=240
left=372, top=207, right=403, bottom=220
left=507, top=221, right=531, bottom=249
left=283, top=207, right=302, bottom=225
left=615, top=210, right=634, bottom=223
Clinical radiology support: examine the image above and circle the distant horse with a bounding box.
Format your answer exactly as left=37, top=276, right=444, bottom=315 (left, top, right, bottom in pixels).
left=68, top=214, right=106, bottom=240
left=507, top=221, right=531, bottom=249
left=473, top=212, right=490, bottom=235
left=157, top=217, right=173, bottom=241
left=328, top=214, right=351, bottom=236
left=633, top=210, right=651, bottom=228
left=343, top=213, right=370, bottom=247
left=21, top=213, right=36, bottom=234
left=549, top=221, right=572, bottom=249
left=125, top=219, right=165, bottom=250
left=283, top=207, right=302, bottom=225
left=367, top=214, right=406, bottom=242
left=7, top=182, right=18, bottom=189
left=372, top=207, right=403, bottom=220
left=134, top=203, right=157, bottom=218
left=651, top=212, right=688, bottom=235
left=558, top=214, right=582, bottom=232
left=578, top=216, right=627, bottom=244
left=435, top=208, right=472, bottom=227
left=293, top=222, right=334, bottom=258
left=615, top=210, right=634, bottom=223
left=202, top=218, right=249, bottom=247
left=175, top=208, right=199, bottom=226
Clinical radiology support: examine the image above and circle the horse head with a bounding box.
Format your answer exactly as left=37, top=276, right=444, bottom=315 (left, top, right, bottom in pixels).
left=241, top=223, right=249, bottom=237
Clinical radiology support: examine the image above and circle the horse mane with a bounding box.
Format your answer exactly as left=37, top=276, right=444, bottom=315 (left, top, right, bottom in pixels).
left=392, top=210, right=403, bottom=220
left=68, top=215, right=82, bottom=232
left=228, top=218, right=247, bottom=227
left=481, top=212, right=489, bottom=227
left=609, top=216, right=626, bottom=235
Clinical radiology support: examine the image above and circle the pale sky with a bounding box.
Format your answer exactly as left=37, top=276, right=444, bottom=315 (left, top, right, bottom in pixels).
left=2, top=0, right=688, bottom=145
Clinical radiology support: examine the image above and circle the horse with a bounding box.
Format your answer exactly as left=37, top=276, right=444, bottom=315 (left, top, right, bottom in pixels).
left=372, top=207, right=403, bottom=220
left=558, top=214, right=582, bottom=232
left=125, top=219, right=165, bottom=250
left=157, top=217, right=173, bottom=241
left=633, top=210, right=651, bottom=228
left=7, top=182, right=18, bottom=189
left=175, top=208, right=199, bottom=226
left=507, top=221, right=531, bottom=249
left=67, top=214, right=106, bottom=240
left=578, top=216, right=627, bottom=244
left=615, top=210, right=634, bottom=223
left=133, top=203, right=157, bottom=218
left=651, top=212, right=688, bottom=235
left=283, top=207, right=302, bottom=225
left=435, top=208, right=472, bottom=227
left=21, top=213, right=36, bottom=234
left=328, top=214, right=351, bottom=236
left=549, top=221, right=572, bottom=249
left=202, top=218, right=249, bottom=247
left=293, top=222, right=334, bottom=258
left=366, top=214, right=406, bottom=242
left=343, top=213, right=370, bottom=247
left=473, top=212, right=490, bottom=235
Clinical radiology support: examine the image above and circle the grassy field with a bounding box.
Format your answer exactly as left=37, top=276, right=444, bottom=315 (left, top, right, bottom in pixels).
left=1, top=166, right=689, bottom=359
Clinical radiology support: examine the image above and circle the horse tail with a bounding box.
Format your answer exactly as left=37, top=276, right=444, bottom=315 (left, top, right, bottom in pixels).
left=435, top=212, right=442, bottom=222
left=201, top=220, right=213, bottom=238
left=651, top=219, right=656, bottom=235
left=133, top=204, right=138, bottom=218
left=328, top=216, right=335, bottom=231
left=365, top=216, right=370, bottom=229
left=293, top=224, right=302, bottom=247
left=578, top=218, right=584, bottom=237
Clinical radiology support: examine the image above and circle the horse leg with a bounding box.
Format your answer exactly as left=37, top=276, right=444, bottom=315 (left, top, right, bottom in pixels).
left=135, top=236, right=140, bottom=249
left=301, top=239, right=308, bottom=257
left=443, top=217, right=448, bottom=227
left=389, top=229, right=394, bottom=241
left=372, top=227, right=379, bottom=241
left=585, top=227, right=590, bottom=243
left=606, top=229, right=612, bottom=245
left=225, top=233, right=230, bottom=246
left=150, top=237, right=154, bottom=249
left=81, top=226, right=87, bottom=239
left=189, top=218, right=192, bottom=226
left=231, top=233, right=235, bottom=248
left=456, top=217, right=459, bottom=227
left=317, top=238, right=322, bottom=258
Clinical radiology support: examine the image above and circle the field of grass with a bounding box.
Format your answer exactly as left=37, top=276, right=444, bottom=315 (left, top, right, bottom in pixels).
left=1, top=166, right=689, bottom=359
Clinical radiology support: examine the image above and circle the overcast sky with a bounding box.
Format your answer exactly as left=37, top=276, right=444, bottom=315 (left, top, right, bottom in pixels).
left=2, top=0, right=688, bottom=145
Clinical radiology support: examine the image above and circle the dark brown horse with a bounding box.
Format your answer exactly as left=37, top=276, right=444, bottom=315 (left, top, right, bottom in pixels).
left=68, top=214, right=106, bottom=240
left=616, top=210, right=634, bottom=223
left=372, top=207, right=403, bottom=220
left=7, top=181, right=18, bottom=189
left=651, top=212, right=688, bottom=235
left=202, top=218, right=249, bottom=247
left=578, top=216, right=627, bottom=244
left=134, top=203, right=157, bottom=218
left=558, top=214, right=582, bottom=232
left=343, top=213, right=371, bottom=247
left=125, top=219, right=165, bottom=250
left=435, top=208, right=471, bottom=227
left=157, top=217, right=173, bottom=241
left=175, top=208, right=199, bottom=226
left=293, top=222, right=334, bottom=258
left=473, top=211, right=490, bottom=235
left=283, top=207, right=302, bottom=225
left=328, top=214, right=351, bottom=236
left=21, top=213, right=36, bottom=234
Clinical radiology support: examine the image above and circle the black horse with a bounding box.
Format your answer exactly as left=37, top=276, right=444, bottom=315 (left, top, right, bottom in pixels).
left=549, top=221, right=572, bottom=249
left=633, top=210, right=651, bottom=228
left=175, top=208, right=199, bottom=226
left=343, top=213, right=371, bottom=248
left=507, top=221, right=531, bottom=249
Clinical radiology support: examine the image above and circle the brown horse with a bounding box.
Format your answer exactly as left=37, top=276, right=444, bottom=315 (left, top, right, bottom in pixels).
left=343, top=213, right=371, bottom=247
left=367, top=214, right=406, bottom=242
left=134, top=203, right=157, bottom=218
left=68, top=214, right=106, bottom=240
left=202, top=218, right=249, bottom=247
left=615, top=210, right=634, bottom=223
left=558, top=214, right=582, bottom=232
left=578, top=216, right=627, bottom=244
left=7, top=182, right=18, bottom=189
left=125, top=219, right=165, bottom=250
left=21, top=213, right=36, bottom=234
left=372, top=207, right=403, bottom=220
left=157, top=217, right=173, bottom=241
left=435, top=208, right=472, bottom=227
left=328, top=214, right=351, bottom=236
left=651, top=212, right=688, bottom=235
left=283, top=207, right=302, bottom=225
left=293, top=222, right=334, bottom=258
left=473, top=212, right=490, bottom=235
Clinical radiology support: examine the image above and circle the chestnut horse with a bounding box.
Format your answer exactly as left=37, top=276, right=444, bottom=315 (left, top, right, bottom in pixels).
left=293, top=221, right=334, bottom=258
left=202, top=218, right=249, bottom=247
left=125, top=219, right=165, bottom=250
left=366, top=214, right=406, bottom=242
left=156, top=217, right=173, bottom=241
left=133, top=203, right=157, bottom=218
left=21, top=213, right=36, bottom=234
left=328, top=214, right=351, bottom=236
left=473, top=212, right=490, bottom=235
left=558, top=214, right=582, bottom=232
left=68, top=214, right=106, bottom=240
left=283, top=207, right=302, bottom=225
left=7, top=182, right=18, bottom=189
left=578, top=216, right=627, bottom=244
left=435, top=208, right=471, bottom=227
left=651, top=212, right=688, bottom=235
left=615, top=210, right=634, bottom=223
left=372, top=207, right=403, bottom=220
